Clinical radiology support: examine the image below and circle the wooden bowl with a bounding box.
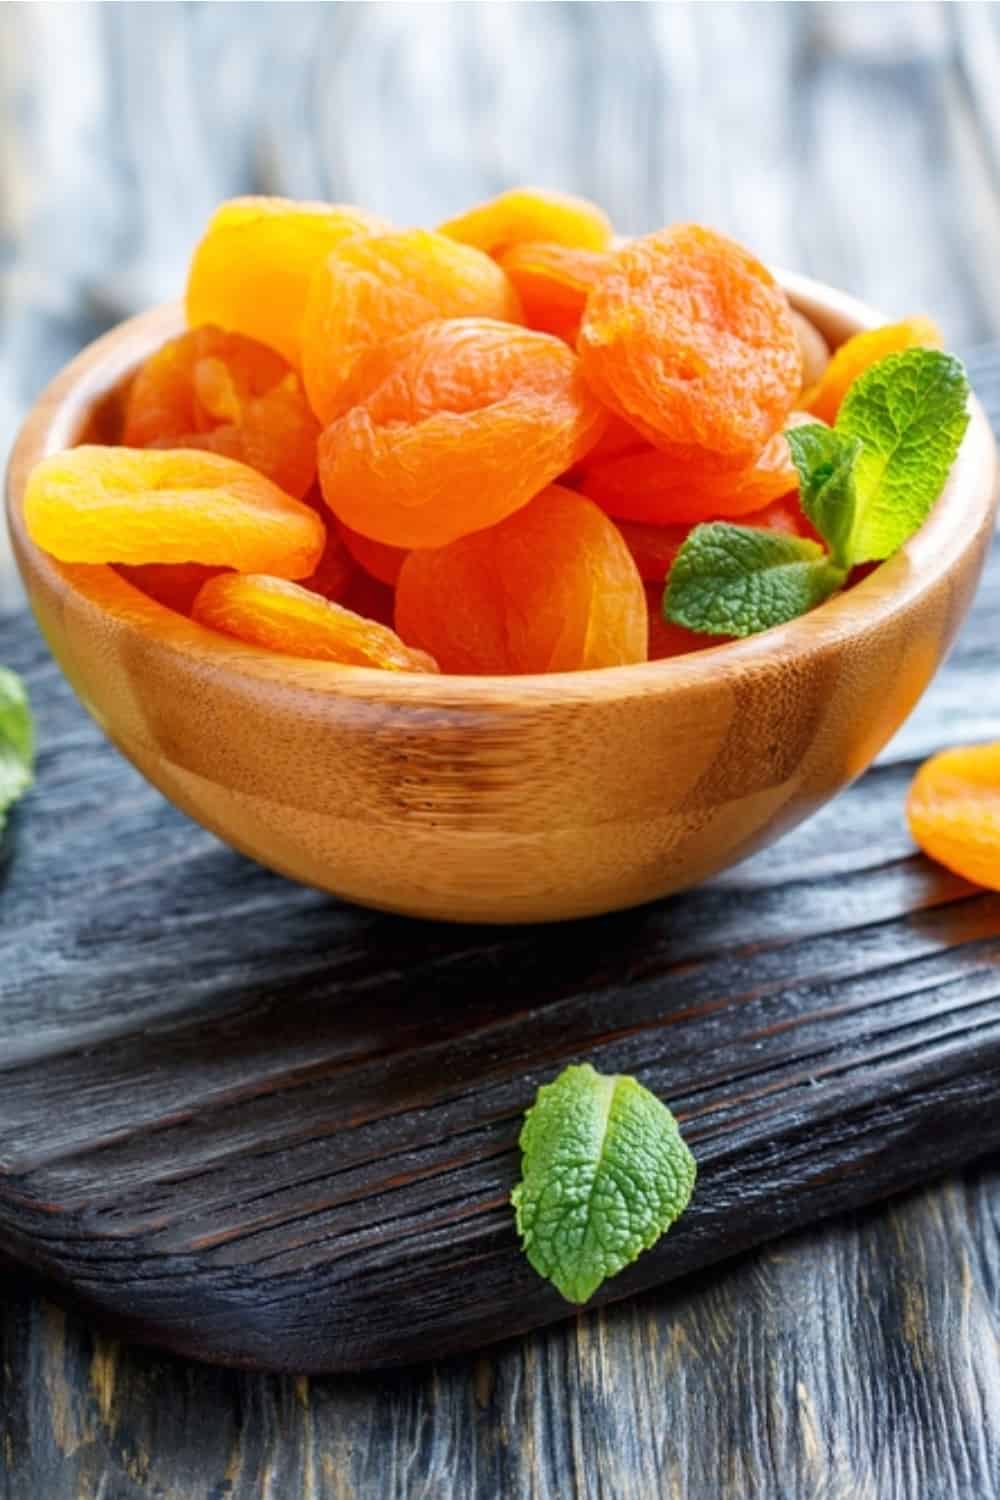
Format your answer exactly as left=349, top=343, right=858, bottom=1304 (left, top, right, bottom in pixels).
left=6, top=276, right=998, bottom=922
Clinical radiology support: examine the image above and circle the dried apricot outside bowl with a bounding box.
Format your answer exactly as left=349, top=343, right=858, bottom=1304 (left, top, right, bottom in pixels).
left=6, top=279, right=998, bottom=923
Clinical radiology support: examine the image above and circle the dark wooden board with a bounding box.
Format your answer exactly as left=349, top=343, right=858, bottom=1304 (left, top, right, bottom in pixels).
left=2, top=349, right=1000, bottom=1375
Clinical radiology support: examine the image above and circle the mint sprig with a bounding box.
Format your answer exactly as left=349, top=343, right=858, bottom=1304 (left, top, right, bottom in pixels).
left=664, top=524, right=845, bottom=638
left=664, top=347, right=970, bottom=638
left=784, top=423, right=862, bottom=570
left=835, top=348, right=970, bottom=562
left=511, top=1063, right=696, bottom=1304
left=0, top=667, right=34, bottom=836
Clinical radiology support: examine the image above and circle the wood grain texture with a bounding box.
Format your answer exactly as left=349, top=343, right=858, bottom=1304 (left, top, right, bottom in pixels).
left=7, top=282, right=997, bottom=923
left=3, top=1169, right=999, bottom=1500
left=4, top=4, right=1000, bottom=1495
left=0, top=344, right=999, bottom=1378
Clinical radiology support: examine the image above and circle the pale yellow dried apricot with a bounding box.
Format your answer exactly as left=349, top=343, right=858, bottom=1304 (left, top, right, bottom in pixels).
left=803, top=317, right=942, bottom=423
left=439, top=187, right=612, bottom=257
left=25, top=446, right=325, bottom=578
left=186, top=197, right=389, bottom=366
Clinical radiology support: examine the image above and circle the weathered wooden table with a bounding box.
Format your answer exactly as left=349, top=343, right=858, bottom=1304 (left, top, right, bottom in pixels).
left=2, top=5, right=1000, bottom=1496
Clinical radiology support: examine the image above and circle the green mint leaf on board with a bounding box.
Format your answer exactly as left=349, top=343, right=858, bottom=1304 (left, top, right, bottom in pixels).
left=835, top=348, right=969, bottom=564
left=0, top=667, right=34, bottom=835
left=511, top=1063, right=696, bottom=1305
left=785, top=423, right=862, bottom=570
left=663, top=523, right=846, bottom=638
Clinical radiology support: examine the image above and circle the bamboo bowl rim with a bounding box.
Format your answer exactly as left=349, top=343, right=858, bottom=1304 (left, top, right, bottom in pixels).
left=6, top=271, right=997, bottom=710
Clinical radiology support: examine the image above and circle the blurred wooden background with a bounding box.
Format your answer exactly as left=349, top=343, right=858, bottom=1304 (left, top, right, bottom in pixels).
left=3, top=1, right=1000, bottom=453
left=2, top=4, right=1000, bottom=1497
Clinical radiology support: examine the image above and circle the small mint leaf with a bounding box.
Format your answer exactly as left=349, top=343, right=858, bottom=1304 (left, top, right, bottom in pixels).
left=664, top=524, right=846, bottom=638
left=0, top=667, right=34, bottom=836
left=785, top=423, right=863, bottom=569
left=511, top=1063, right=696, bottom=1305
left=836, top=348, right=970, bottom=563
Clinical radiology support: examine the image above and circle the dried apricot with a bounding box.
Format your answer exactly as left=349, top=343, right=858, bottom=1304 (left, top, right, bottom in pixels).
left=122, top=325, right=319, bottom=499
left=186, top=197, right=389, bottom=366
left=906, top=743, right=1000, bottom=891
left=496, top=242, right=610, bottom=343
left=803, top=317, right=942, bottom=423
left=318, top=318, right=607, bottom=548
left=25, top=446, right=325, bottom=578
left=578, top=224, right=802, bottom=466
left=568, top=412, right=647, bottom=476
left=646, top=590, right=719, bottom=658
left=751, top=491, right=820, bottom=543
left=193, top=573, right=437, bottom=673
left=395, top=484, right=646, bottom=674
left=337, top=522, right=407, bottom=587
left=616, top=520, right=688, bottom=583
left=580, top=413, right=816, bottom=525
left=300, top=526, right=356, bottom=602
left=439, top=187, right=612, bottom=257
left=301, top=229, right=522, bottom=425
left=118, top=562, right=227, bottom=615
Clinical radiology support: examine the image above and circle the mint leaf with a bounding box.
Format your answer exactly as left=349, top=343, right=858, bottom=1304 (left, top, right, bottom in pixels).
left=785, top=423, right=863, bottom=569
left=657, top=348, right=969, bottom=643
left=836, top=348, right=970, bottom=563
left=511, top=1063, right=696, bottom=1304
left=664, top=523, right=846, bottom=638
left=0, top=668, right=34, bottom=835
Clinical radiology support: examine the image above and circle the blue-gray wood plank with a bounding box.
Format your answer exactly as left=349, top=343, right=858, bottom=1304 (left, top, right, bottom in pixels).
left=2, top=3, right=1000, bottom=1496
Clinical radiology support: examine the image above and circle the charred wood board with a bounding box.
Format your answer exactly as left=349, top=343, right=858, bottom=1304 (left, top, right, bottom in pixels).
left=1, top=353, right=1000, bottom=1374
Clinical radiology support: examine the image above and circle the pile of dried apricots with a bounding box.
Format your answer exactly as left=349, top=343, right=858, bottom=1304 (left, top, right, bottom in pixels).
left=26, top=187, right=941, bottom=677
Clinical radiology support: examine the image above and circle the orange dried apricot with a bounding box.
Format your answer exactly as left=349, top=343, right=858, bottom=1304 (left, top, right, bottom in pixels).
left=751, top=492, right=821, bottom=544
left=578, top=224, right=802, bottom=466
left=186, top=197, right=389, bottom=366
left=118, top=562, right=227, bottom=615
left=803, top=316, right=942, bottom=424
left=337, top=521, right=407, bottom=587
left=193, top=573, right=437, bottom=673
left=496, top=242, right=610, bottom=343
left=580, top=414, right=815, bottom=525
left=616, top=522, right=689, bottom=584
left=301, top=229, right=522, bottom=425
left=743, top=492, right=812, bottom=535
left=395, top=484, right=646, bottom=674
left=318, top=318, right=608, bottom=548
left=906, top=743, right=1000, bottom=891
left=122, top=325, right=319, bottom=499
left=581, top=430, right=793, bottom=524
left=646, top=589, right=719, bottom=658
left=25, top=446, right=325, bottom=578
left=439, top=187, right=612, bottom=257
left=567, top=413, right=647, bottom=477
